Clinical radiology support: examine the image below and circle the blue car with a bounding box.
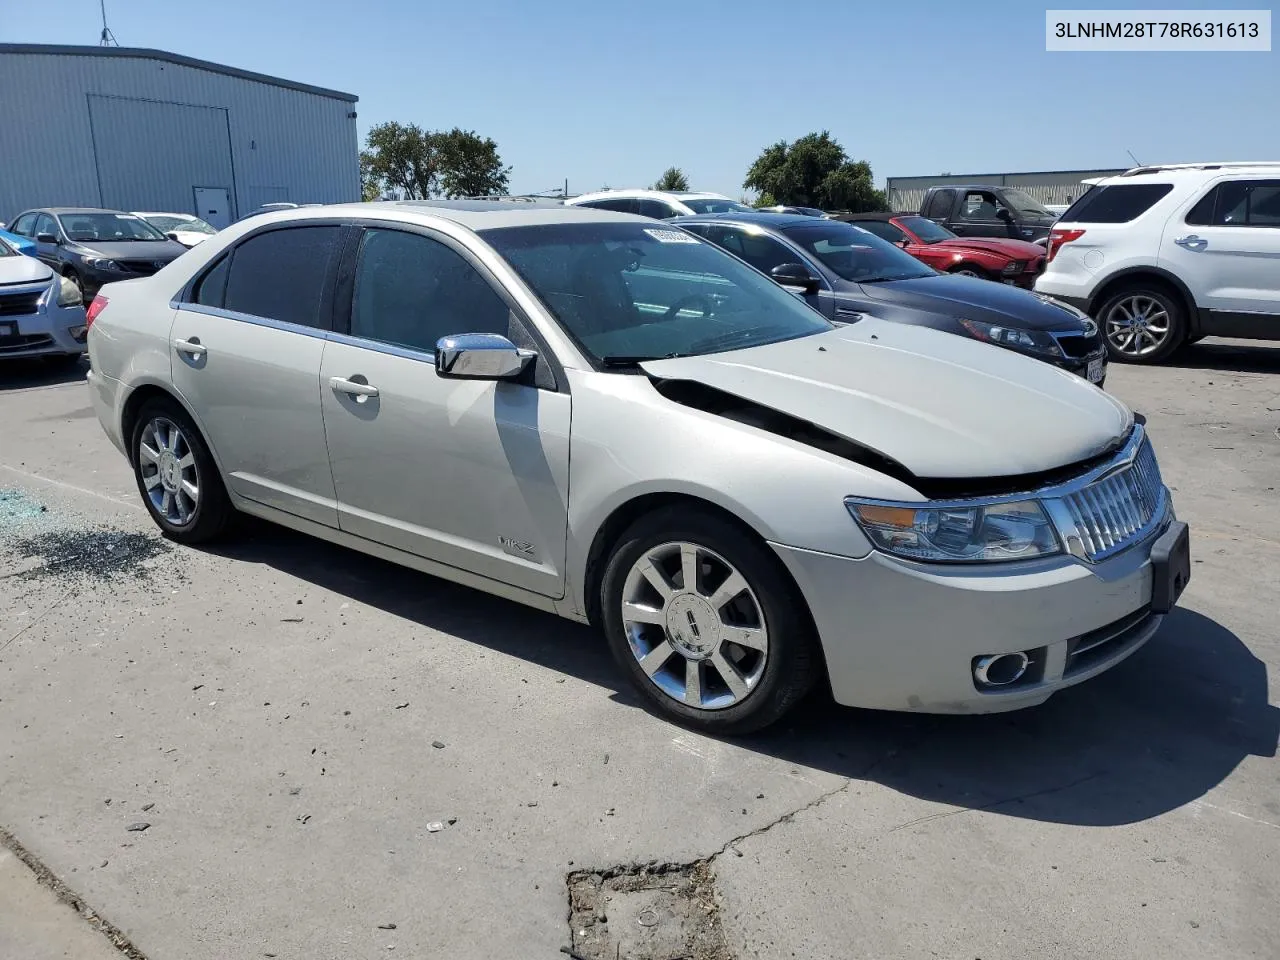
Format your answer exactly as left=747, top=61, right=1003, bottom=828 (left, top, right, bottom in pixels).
left=0, top=227, right=37, bottom=257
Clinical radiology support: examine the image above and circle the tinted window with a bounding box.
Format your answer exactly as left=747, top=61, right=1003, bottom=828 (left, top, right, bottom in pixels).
left=350, top=228, right=510, bottom=353
left=923, top=190, right=953, bottom=219
left=1184, top=186, right=1218, bottom=225
left=896, top=215, right=956, bottom=242
left=636, top=199, right=678, bottom=219
left=782, top=222, right=935, bottom=283
left=482, top=222, right=831, bottom=364
left=578, top=198, right=637, bottom=214
left=1212, top=179, right=1280, bottom=226
left=1060, top=184, right=1173, bottom=223
left=223, top=226, right=339, bottom=328
left=193, top=255, right=230, bottom=308
left=680, top=198, right=754, bottom=214
left=710, top=226, right=800, bottom=275
left=853, top=220, right=908, bottom=244
left=11, top=213, right=37, bottom=236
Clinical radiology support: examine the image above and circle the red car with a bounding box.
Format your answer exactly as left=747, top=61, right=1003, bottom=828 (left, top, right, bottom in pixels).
left=838, top=213, right=1046, bottom=288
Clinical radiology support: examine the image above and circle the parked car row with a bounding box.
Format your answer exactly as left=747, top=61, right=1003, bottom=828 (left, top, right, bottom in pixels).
left=84, top=199, right=1191, bottom=734
left=0, top=230, right=88, bottom=366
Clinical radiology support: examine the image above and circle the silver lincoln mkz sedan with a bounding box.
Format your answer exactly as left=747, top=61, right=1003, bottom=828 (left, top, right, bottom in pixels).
left=86, top=201, right=1191, bottom=733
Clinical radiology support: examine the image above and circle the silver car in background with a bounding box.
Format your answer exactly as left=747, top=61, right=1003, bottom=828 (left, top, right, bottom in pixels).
left=85, top=201, right=1191, bottom=733
left=0, top=234, right=87, bottom=365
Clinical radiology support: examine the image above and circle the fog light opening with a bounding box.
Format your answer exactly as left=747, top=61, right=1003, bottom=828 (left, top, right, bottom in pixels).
left=973, top=652, right=1031, bottom=688
left=69, top=325, right=88, bottom=343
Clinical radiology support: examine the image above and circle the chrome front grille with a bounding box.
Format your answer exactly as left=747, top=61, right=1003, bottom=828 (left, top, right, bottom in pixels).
left=1046, top=433, right=1166, bottom=562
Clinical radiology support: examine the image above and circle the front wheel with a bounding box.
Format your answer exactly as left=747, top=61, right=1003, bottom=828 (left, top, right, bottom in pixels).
left=130, top=398, right=234, bottom=543
left=948, top=264, right=991, bottom=280
left=600, top=508, right=821, bottom=734
left=1097, top=285, right=1186, bottom=364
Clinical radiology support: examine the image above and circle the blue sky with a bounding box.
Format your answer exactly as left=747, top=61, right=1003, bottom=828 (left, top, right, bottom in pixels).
left=4, top=0, right=1275, bottom=197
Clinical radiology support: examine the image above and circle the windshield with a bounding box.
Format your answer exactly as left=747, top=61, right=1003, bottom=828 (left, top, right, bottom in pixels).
left=1001, top=189, right=1056, bottom=219
left=681, top=198, right=754, bottom=214
left=59, top=213, right=167, bottom=242
left=896, top=215, right=956, bottom=243
left=782, top=222, right=935, bottom=283
left=481, top=222, right=832, bottom=365
left=144, top=215, right=217, bottom=235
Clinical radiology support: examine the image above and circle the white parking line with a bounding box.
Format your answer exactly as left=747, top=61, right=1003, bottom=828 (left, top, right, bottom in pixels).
left=0, top=464, right=142, bottom=511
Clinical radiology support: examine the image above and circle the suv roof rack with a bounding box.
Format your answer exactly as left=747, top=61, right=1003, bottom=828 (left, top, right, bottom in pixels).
left=1120, top=161, right=1280, bottom=176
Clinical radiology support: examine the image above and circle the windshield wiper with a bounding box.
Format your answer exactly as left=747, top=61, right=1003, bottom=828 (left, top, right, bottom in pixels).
left=600, top=353, right=683, bottom=368
left=688, top=325, right=787, bottom=354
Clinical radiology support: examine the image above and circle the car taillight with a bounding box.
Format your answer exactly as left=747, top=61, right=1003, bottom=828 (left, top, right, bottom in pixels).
left=85, top=294, right=109, bottom=329
left=1046, top=228, right=1085, bottom=263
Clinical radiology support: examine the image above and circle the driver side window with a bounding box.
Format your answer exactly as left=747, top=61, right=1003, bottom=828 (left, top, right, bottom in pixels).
left=957, top=191, right=1005, bottom=222
left=721, top=228, right=797, bottom=276
left=35, top=214, right=58, bottom=239
left=856, top=220, right=909, bottom=244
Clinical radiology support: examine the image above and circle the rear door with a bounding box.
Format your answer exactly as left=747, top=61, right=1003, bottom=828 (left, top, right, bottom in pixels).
left=319, top=224, right=571, bottom=597
left=1160, top=177, right=1280, bottom=328
left=170, top=224, right=342, bottom=526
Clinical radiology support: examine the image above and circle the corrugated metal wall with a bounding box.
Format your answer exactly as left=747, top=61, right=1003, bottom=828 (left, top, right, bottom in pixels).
left=0, top=49, right=359, bottom=223
left=885, top=170, right=1127, bottom=213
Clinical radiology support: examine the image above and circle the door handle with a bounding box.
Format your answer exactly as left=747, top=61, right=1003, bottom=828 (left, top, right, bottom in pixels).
left=1174, top=234, right=1208, bottom=250
left=329, top=376, right=379, bottom=399
left=174, top=337, right=207, bottom=357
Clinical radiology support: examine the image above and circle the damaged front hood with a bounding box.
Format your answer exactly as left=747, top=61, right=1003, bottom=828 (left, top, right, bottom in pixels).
left=641, top=319, right=1131, bottom=480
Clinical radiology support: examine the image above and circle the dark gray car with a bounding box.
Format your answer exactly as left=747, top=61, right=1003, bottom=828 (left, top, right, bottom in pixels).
left=673, top=212, right=1107, bottom=386
left=5, top=207, right=189, bottom=299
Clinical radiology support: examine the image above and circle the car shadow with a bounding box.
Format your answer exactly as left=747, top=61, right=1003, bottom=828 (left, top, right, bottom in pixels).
left=207, top=520, right=1277, bottom=828
left=0, top=357, right=87, bottom=390
left=1168, top=339, right=1280, bottom=374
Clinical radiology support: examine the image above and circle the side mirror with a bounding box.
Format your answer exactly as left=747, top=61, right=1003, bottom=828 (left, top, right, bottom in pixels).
left=996, top=208, right=1012, bottom=222
left=896, top=239, right=911, bottom=248
left=166, top=231, right=182, bottom=242
left=770, top=262, right=821, bottom=295
left=36, top=232, right=58, bottom=244
left=435, top=333, right=534, bottom=381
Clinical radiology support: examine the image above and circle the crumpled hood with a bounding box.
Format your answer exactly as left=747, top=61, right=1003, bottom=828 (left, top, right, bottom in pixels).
left=641, top=319, right=1130, bottom=480
left=928, top=237, right=1045, bottom=259
left=0, top=255, right=53, bottom=285
left=855, top=274, right=1088, bottom=332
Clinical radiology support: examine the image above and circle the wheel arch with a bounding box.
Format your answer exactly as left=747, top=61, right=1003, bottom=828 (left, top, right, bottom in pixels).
left=120, top=381, right=224, bottom=474
left=1088, top=267, right=1198, bottom=334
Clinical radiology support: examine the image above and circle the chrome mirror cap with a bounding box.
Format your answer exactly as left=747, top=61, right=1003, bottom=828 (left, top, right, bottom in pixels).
left=434, top=333, right=535, bottom=381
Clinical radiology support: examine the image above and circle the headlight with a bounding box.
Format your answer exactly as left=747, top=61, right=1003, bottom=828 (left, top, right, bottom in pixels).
left=1001, top=261, right=1023, bottom=276
left=56, top=274, right=82, bottom=306
left=846, top=498, right=1061, bottom=563
left=84, top=257, right=121, bottom=271
left=959, top=317, right=1060, bottom=356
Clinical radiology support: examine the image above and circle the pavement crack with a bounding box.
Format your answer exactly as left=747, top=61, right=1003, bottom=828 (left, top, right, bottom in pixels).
left=886, top=770, right=1107, bottom=833
left=0, top=587, right=75, bottom=653
left=0, top=824, right=150, bottom=959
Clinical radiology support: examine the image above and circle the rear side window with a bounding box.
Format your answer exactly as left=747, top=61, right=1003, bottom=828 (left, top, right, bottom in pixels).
left=193, top=255, right=230, bottom=307
left=578, top=198, right=637, bottom=214
left=636, top=198, right=678, bottom=219
left=1209, top=179, right=1280, bottom=226
left=1059, top=184, right=1173, bottom=223
left=222, top=226, right=339, bottom=328
left=923, top=190, right=952, bottom=219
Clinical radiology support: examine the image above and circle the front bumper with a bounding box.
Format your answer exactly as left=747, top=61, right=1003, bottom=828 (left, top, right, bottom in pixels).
left=773, top=518, right=1179, bottom=713
left=0, top=297, right=88, bottom=359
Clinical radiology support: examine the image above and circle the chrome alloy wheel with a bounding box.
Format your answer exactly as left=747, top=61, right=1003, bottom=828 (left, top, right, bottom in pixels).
left=620, top=541, right=769, bottom=710
left=138, top=416, right=200, bottom=526
left=1104, top=294, right=1171, bottom=357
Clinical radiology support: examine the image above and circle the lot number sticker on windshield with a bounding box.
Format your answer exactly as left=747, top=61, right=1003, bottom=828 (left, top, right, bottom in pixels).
left=644, top=228, right=698, bottom=244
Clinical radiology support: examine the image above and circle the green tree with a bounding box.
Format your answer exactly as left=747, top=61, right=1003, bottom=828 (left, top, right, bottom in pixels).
left=652, top=166, right=690, bottom=191
left=743, top=132, right=885, bottom=213
left=360, top=122, right=511, bottom=200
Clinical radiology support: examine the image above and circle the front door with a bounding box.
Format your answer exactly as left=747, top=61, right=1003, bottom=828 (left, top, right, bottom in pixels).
left=951, top=189, right=1009, bottom=238
left=33, top=213, right=61, bottom=269
left=320, top=225, right=571, bottom=598
left=193, top=187, right=232, bottom=229
left=170, top=224, right=342, bottom=526
left=683, top=223, right=836, bottom=320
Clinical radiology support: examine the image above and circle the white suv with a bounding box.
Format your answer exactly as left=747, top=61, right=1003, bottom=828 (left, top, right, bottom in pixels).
left=566, top=189, right=753, bottom=219
left=1035, top=162, right=1280, bottom=363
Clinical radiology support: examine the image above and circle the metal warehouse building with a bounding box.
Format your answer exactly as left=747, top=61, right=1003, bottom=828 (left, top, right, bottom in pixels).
left=0, top=44, right=359, bottom=227
left=885, top=168, right=1127, bottom=213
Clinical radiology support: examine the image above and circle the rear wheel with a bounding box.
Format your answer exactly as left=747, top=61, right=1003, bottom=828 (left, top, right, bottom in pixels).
left=130, top=397, right=233, bottom=543
left=1097, top=284, right=1186, bottom=364
left=600, top=507, right=821, bottom=734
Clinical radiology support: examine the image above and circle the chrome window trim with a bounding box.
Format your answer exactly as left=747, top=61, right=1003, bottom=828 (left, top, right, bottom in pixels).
left=174, top=302, right=328, bottom=341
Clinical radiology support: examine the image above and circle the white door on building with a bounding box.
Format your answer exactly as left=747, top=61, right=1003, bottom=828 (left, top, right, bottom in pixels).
left=193, top=187, right=232, bottom=229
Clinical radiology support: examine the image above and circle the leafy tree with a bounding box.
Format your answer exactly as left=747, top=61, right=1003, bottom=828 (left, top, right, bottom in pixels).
left=360, top=152, right=382, bottom=201
left=743, top=132, right=885, bottom=213
left=360, top=122, right=511, bottom=200
left=652, top=166, right=690, bottom=191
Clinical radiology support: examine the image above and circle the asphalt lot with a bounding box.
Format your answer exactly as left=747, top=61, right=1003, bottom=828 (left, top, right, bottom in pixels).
left=1, top=340, right=1278, bottom=960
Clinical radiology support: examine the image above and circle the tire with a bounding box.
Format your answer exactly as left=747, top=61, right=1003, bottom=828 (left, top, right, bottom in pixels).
left=600, top=506, right=821, bottom=734
left=130, top=397, right=234, bottom=543
left=948, top=264, right=991, bottom=280
left=61, top=268, right=85, bottom=300
left=1096, top=283, right=1187, bottom=364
